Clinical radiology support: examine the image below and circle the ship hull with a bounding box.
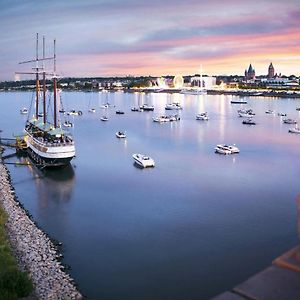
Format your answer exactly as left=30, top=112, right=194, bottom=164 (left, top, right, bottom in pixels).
left=26, top=135, right=75, bottom=168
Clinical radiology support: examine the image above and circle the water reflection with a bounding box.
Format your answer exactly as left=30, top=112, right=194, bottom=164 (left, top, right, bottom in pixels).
left=25, top=158, right=75, bottom=208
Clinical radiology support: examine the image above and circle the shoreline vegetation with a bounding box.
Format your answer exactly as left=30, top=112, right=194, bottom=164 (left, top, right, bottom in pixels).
left=0, top=203, right=33, bottom=300
left=0, top=148, right=82, bottom=300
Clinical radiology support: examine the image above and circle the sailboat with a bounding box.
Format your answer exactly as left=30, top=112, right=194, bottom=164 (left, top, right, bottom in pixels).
left=17, top=34, right=75, bottom=168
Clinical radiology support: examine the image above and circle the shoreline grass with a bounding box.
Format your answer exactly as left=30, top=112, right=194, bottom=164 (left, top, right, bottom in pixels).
left=0, top=204, right=33, bottom=300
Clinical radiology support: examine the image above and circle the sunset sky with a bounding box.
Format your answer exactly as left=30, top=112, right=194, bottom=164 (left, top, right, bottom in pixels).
left=0, top=0, right=300, bottom=80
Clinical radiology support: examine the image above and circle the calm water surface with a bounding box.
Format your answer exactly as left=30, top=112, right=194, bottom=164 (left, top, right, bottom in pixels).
left=0, top=91, right=300, bottom=299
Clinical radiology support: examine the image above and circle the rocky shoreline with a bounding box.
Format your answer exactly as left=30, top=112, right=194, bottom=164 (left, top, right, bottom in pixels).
left=0, top=157, right=83, bottom=300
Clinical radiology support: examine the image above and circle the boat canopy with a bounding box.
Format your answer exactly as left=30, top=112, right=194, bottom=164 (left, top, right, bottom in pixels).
left=48, top=128, right=65, bottom=137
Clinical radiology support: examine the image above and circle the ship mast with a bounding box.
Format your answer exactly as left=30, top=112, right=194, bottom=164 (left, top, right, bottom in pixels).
left=35, top=33, right=40, bottom=119
left=42, top=36, right=46, bottom=124
left=53, top=39, right=57, bottom=128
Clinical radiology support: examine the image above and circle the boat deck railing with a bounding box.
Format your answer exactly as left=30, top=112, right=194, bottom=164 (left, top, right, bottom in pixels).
left=32, top=136, right=74, bottom=148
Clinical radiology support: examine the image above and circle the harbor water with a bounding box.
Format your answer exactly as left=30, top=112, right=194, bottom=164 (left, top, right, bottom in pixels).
left=0, top=91, right=299, bottom=299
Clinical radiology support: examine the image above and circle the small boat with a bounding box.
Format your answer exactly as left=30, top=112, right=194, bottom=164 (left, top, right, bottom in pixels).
left=168, top=114, right=180, bottom=121
left=63, top=121, right=73, bottom=128
left=165, top=103, right=182, bottom=110
left=265, top=109, right=275, bottom=114
left=215, top=144, right=240, bottom=155
left=153, top=115, right=170, bottom=123
left=131, top=107, right=140, bottom=112
left=88, top=108, right=96, bottom=113
left=239, top=112, right=254, bottom=118
left=238, top=108, right=255, bottom=116
left=288, top=127, right=300, bottom=134
left=100, top=116, right=108, bottom=121
left=231, top=99, right=247, bottom=104
left=140, top=104, right=154, bottom=111
left=296, top=107, right=300, bottom=111
left=67, top=110, right=83, bottom=116
left=59, top=109, right=66, bottom=113
left=277, top=112, right=287, bottom=117
left=116, top=110, right=125, bottom=115
left=38, top=112, right=44, bottom=118
left=196, top=112, right=209, bottom=120
left=283, top=118, right=297, bottom=124
left=242, top=118, right=256, bottom=125
left=20, top=107, right=28, bottom=114
left=101, top=103, right=115, bottom=109
left=132, top=153, right=155, bottom=168
left=116, top=131, right=126, bottom=138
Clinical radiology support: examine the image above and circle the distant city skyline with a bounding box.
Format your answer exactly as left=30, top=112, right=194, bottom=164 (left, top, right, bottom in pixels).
left=0, top=0, right=300, bottom=81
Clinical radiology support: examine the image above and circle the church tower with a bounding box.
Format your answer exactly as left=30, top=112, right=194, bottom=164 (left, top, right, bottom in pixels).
left=268, top=62, right=275, bottom=78
left=245, top=64, right=255, bottom=80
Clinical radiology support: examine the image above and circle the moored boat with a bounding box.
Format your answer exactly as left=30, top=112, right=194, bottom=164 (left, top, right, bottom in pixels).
left=215, top=144, right=240, bottom=155
left=165, top=103, right=182, bottom=110
left=242, top=118, right=256, bottom=125
left=196, top=112, right=209, bottom=120
left=67, top=110, right=83, bottom=116
left=19, top=34, right=75, bottom=168
left=100, top=116, right=108, bottom=121
left=231, top=99, right=247, bottom=104
left=283, top=118, right=297, bottom=124
left=63, top=121, right=73, bottom=128
left=116, top=131, right=126, bottom=138
left=288, top=127, right=300, bottom=134
left=140, top=104, right=154, bottom=111
left=132, top=153, right=155, bottom=168
left=265, top=109, right=275, bottom=114
left=131, top=107, right=140, bottom=112
left=116, top=110, right=125, bottom=114
left=20, top=107, right=28, bottom=114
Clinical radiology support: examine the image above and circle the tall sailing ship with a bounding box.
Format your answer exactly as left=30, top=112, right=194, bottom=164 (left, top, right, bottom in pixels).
left=17, top=34, right=75, bottom=168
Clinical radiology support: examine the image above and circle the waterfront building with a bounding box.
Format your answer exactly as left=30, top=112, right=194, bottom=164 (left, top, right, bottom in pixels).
left=191, top=76, right=216, bottom=89
left=268, top=62, right=275, bottom=78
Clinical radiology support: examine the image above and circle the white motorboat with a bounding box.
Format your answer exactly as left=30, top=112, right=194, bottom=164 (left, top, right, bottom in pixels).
left=238, top=112, right=254, bottom=118
left=100, top=116, right=108, bottom=121
left=88, top=108, right=96, bottom=113
left=283, top=118, right=297, bottom=124
left=165, top=103, right=182, bottom=110
left=67, top=110, right=83, bottom=116
left=289, top=127, right=300, bottom=134
left=63, top=121, right=73, bottom=128
left=20, top=107, right=28, bottom=114
left=242, top=118, right=256, bottom=125
left=140, top=104, right=154, bottom=111
left=196, top=112, right=209, bottom=120
left=265, top=109, right=275, bottom=114
left=116, top=131, right=126, bottom=138
left=153, top=115, right=170, bottom=123
left=168, top=114, right=180, bottom=121
left=132, top=153, right=155, bottom=168
left=215, top=144, right=240, bottom=155
left=238, top=108, right=255, bottom=115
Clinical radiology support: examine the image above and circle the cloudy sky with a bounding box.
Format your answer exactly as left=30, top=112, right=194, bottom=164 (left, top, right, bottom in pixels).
left=1, top=0, right=300, bottom=80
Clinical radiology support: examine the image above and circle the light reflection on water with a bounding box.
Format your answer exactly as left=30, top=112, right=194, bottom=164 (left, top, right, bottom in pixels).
left=1, top=91, right=300, bottom=300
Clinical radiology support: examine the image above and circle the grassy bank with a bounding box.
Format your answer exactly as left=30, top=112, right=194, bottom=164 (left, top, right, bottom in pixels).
left=0, top=204, right=33, bottom=300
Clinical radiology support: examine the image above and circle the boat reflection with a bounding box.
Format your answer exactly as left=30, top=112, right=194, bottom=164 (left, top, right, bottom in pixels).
left=23, top=157, right=75, bottom=207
